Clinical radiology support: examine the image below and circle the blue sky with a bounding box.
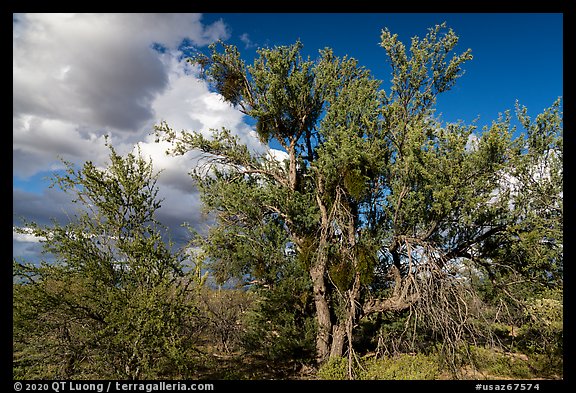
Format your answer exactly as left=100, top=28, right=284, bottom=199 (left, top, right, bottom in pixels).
left=202, top=13, right=562, bottom=126
left=13, top=13, right=563, bottom=263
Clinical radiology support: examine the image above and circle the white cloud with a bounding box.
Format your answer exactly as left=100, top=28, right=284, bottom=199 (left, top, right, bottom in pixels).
left=465, top=133, right=479, bottom=151
left=12, top=12, right=249, bottom=181
left=13, top=14, right=232, bottom=175
left=15, top=14, right=160, bottom=130
left=12, top=13, right=257, bottom=262
left=13, top=227, right=44, bottom=243
left=13, top=115, right=112, bottom=178
left=134, top=50, right=266, bottom=197
left=239, top=33, right=257, bottom=49
left=266, top=148, right=289, bottom=163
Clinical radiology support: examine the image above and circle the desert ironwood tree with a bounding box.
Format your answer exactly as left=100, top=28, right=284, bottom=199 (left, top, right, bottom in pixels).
left=155, top=23, right=562, bottom=368
left=13, top=142, right=199, bottom=379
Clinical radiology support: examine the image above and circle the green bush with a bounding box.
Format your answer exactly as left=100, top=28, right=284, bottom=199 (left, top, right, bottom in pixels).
left=525, top=353, right=562, bottom=379
left=360, top=353, right=440, bottom=380
left=317, top=357, right=349, bottom=380
left=317, top=353, right=440, bottom=380
left=516, top=289, right=563, bottom=358
left=241, top=257, right=317, bottom=362
left=469, top=346, right=532, bottom=379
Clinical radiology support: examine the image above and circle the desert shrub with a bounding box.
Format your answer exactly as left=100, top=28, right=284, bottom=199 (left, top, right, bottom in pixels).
left=516, top=288, right=563, bottom=358
left=198, top=287, right=254, bottom=353
left=525, top=353, right=562, bottom=379
left=360, top=353, right=440, bottom=380
left=241, top=258, right=316, bottom=362
left=317, top=353, right=440, bottom=380
left=317, top=357, right=349, bottom=380
left=469, top=346, right=532, bottom=379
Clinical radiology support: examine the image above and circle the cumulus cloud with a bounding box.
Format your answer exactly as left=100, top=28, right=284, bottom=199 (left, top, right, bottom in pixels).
left=12, top=13, right=260, bottom=263
left=18, top=15, right=157, bottom=130
left=13, top=115, right=112, bottom=178
left=13, top=13, right=232, bottom=176
left=147, top=52, right=262, bottom=151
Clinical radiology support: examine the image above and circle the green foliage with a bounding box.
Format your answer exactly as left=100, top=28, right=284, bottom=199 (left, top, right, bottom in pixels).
left=156, top=22, right=562, bottom=372
left=242, top=257, right=316, bottom=362
left=317, top=347, right=562, bottom=380
left=317, top=354, right=440, bottom=380
left=468, top=346, right=532, bottom=379
left=516, top=287, right=563, bottom=359
left=316, top=357, right=349, bottom=380
left=361, top=353, right=441, bottom=380
left=249, top=41, right=323, bottom=143
left=192, top=42, right=247, bottom=107
left=523, top=353, right=563, bottom=379
left=192, top=39, right=323, bottom=148
left=13, top=23, right=563, bottom=380
left=13, top=143, right=200, bottom=379
left=381, top=22, right=473, bottom=113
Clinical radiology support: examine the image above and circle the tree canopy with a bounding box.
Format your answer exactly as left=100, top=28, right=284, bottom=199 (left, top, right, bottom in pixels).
left=155, top=22, right=562, bottom=373
left=14, top=22, right=562, bottom=380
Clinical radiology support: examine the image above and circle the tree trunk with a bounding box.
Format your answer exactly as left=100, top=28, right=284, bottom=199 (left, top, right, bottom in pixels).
left=330, top=322, right=346, bottom=358
left=311, top=174, right=333, bottom=362
left=332, top=196, right=362, bottom=363
left=310, top=261, right=331, bottom=362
